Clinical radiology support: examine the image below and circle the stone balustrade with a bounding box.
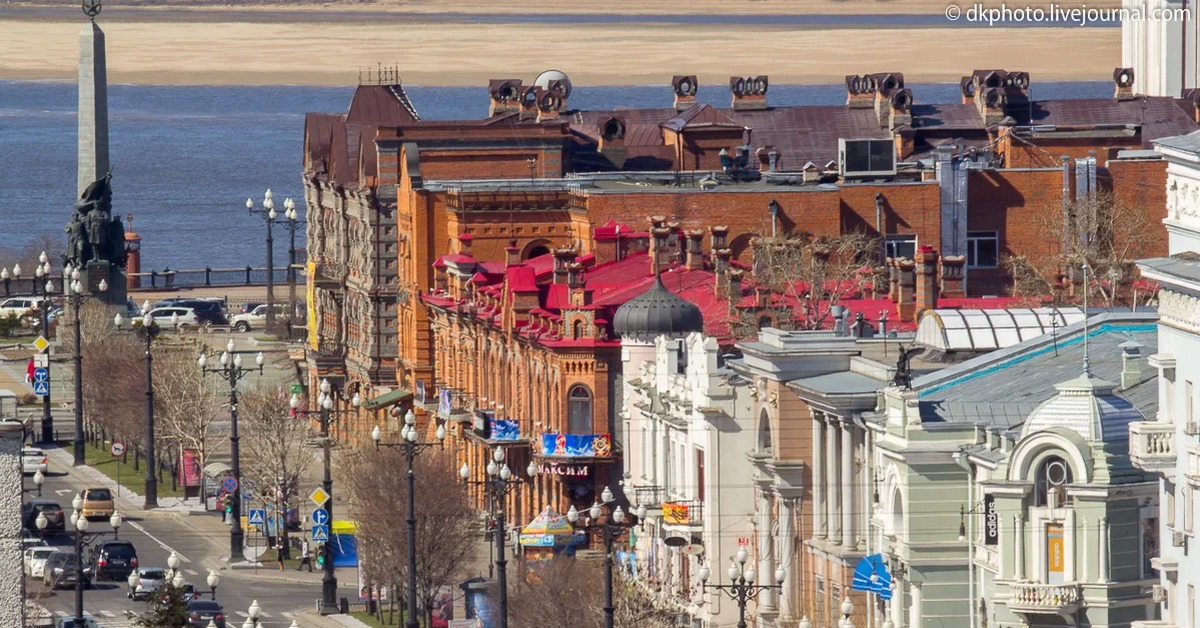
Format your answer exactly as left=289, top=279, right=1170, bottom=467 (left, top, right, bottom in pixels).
left=1008, top=582, right=1082, bottom=614
left=1129, top=421, right=1175, bottom=474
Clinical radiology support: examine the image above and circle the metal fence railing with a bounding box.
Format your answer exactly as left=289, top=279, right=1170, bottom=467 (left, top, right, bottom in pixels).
left=128, top=266, right=303, bottom=290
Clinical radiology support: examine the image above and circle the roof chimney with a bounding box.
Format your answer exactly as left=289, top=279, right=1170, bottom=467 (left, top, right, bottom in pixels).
left=889, top=88, right=913, bottom=129
left=846, top=75, right=875, bottom=109
left=685, top=229, right=705, bottom=270
left=709, top=225, right=729, bottom=252
left=672, top=75, right=698, bottom=111
left=457, top=232, right=474, bottom=254
left=650, top=226, right=672, bottom=275
left=727, top=268, right=744, bottom=303
left=505, top=245, right=521, bottom=267
left=939, top=255, right=966, bottom=298
left=536, top=89, right=563, bottom=122
left=730, top=76, right=769, bottom=111
left=1120, top=340, right=1143, bottom=389
left=1113, top=67, right=1135, bottom=100
left=553, top=247, right=575, bottom=284
left=598, top=115, right=627, bottom=168
left=915, top=246, right=939, bottom=322
left=488, top=79, right=523, bottom=116
left=894, top=258, right=916, bottom=322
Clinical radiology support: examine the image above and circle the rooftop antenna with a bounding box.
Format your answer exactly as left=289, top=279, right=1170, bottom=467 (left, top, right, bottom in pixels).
left=1081, top=262, right=1091, bottom=376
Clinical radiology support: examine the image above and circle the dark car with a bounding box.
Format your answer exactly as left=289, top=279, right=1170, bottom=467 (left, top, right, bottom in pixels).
left=43, top=551, right=91, bottom=589
left=186, top=599, right=226, bottom=628
left=88, top=540, right=138, bottom=581
left=152, top=298, right=228, bottom=326
left=22, top=499, right=64, bottom=534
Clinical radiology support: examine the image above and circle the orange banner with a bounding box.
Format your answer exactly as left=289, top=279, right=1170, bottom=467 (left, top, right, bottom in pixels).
left=663, top=502, right=690, bottom=525
left=1047, top=523, right=1064, bottom=574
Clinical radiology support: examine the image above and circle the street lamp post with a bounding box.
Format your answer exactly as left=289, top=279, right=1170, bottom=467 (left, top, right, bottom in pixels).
left=31, top=254, right=56, bottom=444
left=63, top=263, right=108, bottom=467
left=283, top=198, right=303, bottom=331
left=697, top=545, right=786, bottom=628
left=460, top=446, right=536, bottom=628
left=114, top=306, right=176, bottom=509
left=207, top=569, right=220, bottom=600
left=372, top=409, right=446, bottom=628
left=247, top=190, right=280, bottom=333
left=291, top=380, right=360, bottom=614
left=566, top=486, right=646, bottom=628
left=42, top=495, right=121, bottom=626
left=240, top=599, right=263, bottom=628
left=198, top=338, right=264, bottom=561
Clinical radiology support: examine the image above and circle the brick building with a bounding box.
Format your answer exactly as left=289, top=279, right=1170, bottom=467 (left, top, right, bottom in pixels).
left=302, top=67, right=1189, bottom=424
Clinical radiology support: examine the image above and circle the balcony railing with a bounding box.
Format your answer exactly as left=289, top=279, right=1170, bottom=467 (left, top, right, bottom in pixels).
left=634, top=485, right=665, bottom=508
left=1129, top=421, right=1175, bottom=474
left=1008, top=582, right=1082, bottom=614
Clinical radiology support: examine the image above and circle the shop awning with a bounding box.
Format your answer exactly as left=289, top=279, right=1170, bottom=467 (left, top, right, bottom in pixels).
left=361, top=388, right=412, bottom=411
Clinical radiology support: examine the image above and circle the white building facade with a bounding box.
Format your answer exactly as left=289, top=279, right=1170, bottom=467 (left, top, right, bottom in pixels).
left=1122, top=0, right=1199, bottom=97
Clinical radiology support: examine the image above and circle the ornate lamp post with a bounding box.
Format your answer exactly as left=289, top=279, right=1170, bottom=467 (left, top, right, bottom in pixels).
left=283, top=198, right=303, bottom=330
left=247, top=190, right=281, bottom=333
left=32, top=254, right=56, bottom=444
left=113, top=305, right=177, bottom=509
left=697, top=545, right=786, bottom=628
left=240, top=599, right=263, bottom=628
left=372, top=409, right=446, bottom=628
left=460, top=446, right=536, bottom=628
left=291, top=379, right=360, bottom=613
left=42, top=495, right=121, bottom=626
left=63, top=262, right=108, bottom=466
left=566, top=486, right=645, bottom=628
left=198, top=339, right=264, bottom=560
left=207, top=569, right=220, bottom=600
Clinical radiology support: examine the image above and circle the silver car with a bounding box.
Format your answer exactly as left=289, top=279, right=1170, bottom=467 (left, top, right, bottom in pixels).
left=128, top=567, right=168, bottom=601
left=21, top=448, right=47, bottom=475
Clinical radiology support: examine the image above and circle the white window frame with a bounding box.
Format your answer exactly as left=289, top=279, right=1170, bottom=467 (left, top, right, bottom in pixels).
left=966, top=231, right=999, bottom=269
left=884, top=235, right=917, bottom=260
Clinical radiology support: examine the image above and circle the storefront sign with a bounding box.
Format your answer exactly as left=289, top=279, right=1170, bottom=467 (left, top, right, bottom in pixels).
left=537, top=463, right=589, bottom=477
left=540, top=433, right=613, bottom=458
left=415, top=380, right=427, bottom=406
left=663, top=502, right=691, bottom=525
left=983, top=494, right=999, bottom=546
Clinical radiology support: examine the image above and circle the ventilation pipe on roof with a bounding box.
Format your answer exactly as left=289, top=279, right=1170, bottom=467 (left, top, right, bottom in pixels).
left=831, top=305, right=847, bottom=336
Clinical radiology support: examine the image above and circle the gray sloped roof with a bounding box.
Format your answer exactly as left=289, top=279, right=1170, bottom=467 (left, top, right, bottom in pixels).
left=612, top=275, right=704, bottom=338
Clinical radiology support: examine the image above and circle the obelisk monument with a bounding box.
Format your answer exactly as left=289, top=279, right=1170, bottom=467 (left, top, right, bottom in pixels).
left=78, top=0, right=109, bottom=198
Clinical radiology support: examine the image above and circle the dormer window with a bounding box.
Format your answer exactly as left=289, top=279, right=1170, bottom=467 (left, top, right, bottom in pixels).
left=1034, top=456, right=1071, bottom=508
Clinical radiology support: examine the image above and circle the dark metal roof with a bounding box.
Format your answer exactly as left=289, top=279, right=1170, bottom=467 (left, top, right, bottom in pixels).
left=612, top=274, right=704, bottom=338
left=346, top=84, right=420, bottom=126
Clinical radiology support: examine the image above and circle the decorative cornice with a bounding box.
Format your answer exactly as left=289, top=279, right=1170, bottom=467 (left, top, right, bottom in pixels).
left=1157, top=289, right=1200, bottom=334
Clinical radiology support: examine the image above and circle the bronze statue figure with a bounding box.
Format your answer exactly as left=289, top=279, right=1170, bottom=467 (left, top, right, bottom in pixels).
left=892, top=344, right=918, bottom=390
left=65, top=172, right=126, bottom=270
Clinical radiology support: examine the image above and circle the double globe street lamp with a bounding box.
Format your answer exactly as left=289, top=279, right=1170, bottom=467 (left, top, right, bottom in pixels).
left=371, top=409, right=445, bottom=628
left=199, top=338, right=264, bottom=561
left=459, top=446, right=537, bottom=628
left=39, top=494, right=122, bottom=627
left=697, top=545, right=786, bottom=628
left=63, top=262, right=107, bottom=467
left=566, top=486, right=646, bottom=628
left=291, top=378, right=359, bottom=613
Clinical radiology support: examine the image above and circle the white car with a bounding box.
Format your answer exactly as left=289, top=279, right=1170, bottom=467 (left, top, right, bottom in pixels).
left=0, top=297, right=36, bottom=320
left=128, top=567, right=168, bottom=601
left=24, top=546, right=55, bottom=579
left=230, top=303, right=288, bottom=333
left=143, top=306, right=202, bottom=331
left=21, top=448, right=47, bottom=475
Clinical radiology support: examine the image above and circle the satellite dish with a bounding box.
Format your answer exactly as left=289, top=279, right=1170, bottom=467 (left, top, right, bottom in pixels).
left=682, top=543, right=705, bottom=556
left=534, top=70, right=572, bottom=99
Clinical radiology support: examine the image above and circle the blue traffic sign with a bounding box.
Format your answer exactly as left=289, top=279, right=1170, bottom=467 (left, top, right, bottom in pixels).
left=248, top=508, right=265, bottom=526
left=32, top=367, right=49, bottom=396
left=221, top=476, right=239, bottom=493
left=32, top=367, right=48, bottom=383
left=311, top=524, right=329, bottom=542
left=311, top=508, right=329, bottom=526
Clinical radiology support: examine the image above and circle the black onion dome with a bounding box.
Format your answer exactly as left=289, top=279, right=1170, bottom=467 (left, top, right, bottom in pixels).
left=613, top=275, right=704, bottom=338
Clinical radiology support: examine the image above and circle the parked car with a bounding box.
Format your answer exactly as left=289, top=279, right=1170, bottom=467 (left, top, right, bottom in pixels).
left=143, top=306, right=203, bottom=331
left=78, top=487, right=114, bottom=520
left=230, top=303, right=288, bottom=332
left=23, top=499, right=64, bottom=533
left=0, top=297, right=37, bottom=319
left=43, top=551, right=90, bottom=589
left=239, top=302, right=263, bottom=314
left=153, top=298, right=228, bottom=326
left=24, top=546, right=56, bottom=578
left=22, top=534, right=49, bottom=550
left=128, top=567, right=168, bottom=601
left=180, top=582, right=199, bottom=603
left=55, top=618, right=99, bottom=628
left=186, top=599, right=226, bottom=628
left=21, top=447, right=47, bottom=474
left=88, top=539, right=138, bottom=581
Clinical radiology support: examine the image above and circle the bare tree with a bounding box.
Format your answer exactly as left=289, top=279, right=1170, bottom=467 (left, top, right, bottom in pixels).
left=338, top=446, right=478, bottom=627
left=238, top=385, right=310, bottom=530
left=153, top=348, right=221, bottom=473
left=0, top=235, right=62, bottom=275
left=509, top=556, right=680, bottom=628
left=730, top=230, right=878, bottom=337
left=1004, top=190, right=1159, bottom=307
left=78, top=304, right=144, bottom=446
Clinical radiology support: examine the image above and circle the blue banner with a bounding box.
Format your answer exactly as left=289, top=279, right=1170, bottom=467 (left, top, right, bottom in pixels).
left=540, top=433, right=613, bottom=458
left=489, top=418, right=520, bottom=441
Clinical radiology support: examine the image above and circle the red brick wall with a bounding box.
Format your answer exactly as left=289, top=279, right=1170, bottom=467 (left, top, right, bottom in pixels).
left=1108, top=158, right=1169, bottom=264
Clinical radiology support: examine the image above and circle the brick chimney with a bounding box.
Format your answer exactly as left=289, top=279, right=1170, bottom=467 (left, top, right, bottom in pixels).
left=593, top=224, right=622, bottom=266
left=728, top=268, right=744, bottom=302
left=672, top=75, right=698, bottom=111
left=939, top=255, right=966, bottom=298
left=887, top=259, right=899, bottom=302
left=915, top=246, right=939, bottom=321
left=598, top=115, right=627, bottom=168
left=730, top=76, right=769, bottom=111
left=685, top=229, right=705, bottom=270
left=889, top=88, right=913, bottom=129
left=1113, top=67, right=1135, bottom=100
left=713, top=248, right=732, bottom=276
left=895, top=258, right=916, bottom=322
left=488, top=79, right=523, bottom=116
left=710, top=225, right=729, bottom=252
left=457, top=232, right=474, bottom=254
left=972, top=70, right=1009, bottom=126
left=959, top=76, right=975, bottom=104
left=518, top=86, right=540, bottom=121
left=845, top=75, right=875, bottom=109
left=567, top=261, right=591, bottom=306
left=505, top=246, right=521, bottom=267
left=536, top=89, right=563, bottom=123
left=665, top=221, right=683, bottom=265
left=552, top=247, right=575, bottom=284
left=1120, top=340, right=1143, bottom=389
left=649, top=227, right=672, bottom=275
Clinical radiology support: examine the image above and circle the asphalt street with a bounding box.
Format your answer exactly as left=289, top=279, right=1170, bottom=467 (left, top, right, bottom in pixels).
left=26, top=451, right=359, bottom=628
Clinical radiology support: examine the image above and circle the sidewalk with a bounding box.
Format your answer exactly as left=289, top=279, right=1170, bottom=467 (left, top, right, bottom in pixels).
left=44, top=446, right=202, bottom=519
left=291, top=609, right=373, bottom=628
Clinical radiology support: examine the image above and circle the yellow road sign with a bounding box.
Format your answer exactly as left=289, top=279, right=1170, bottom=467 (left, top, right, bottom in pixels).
left=33, top=336, right=49, bottom=353
left=309, top=486, right=329, bottom=506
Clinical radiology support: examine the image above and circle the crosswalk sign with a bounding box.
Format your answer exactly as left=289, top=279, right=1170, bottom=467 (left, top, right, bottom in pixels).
left=32, top=367, right=48, bottom=397
left=311, top=524, right=329, bottom=542
left=248, top=508, right=265, bottom=526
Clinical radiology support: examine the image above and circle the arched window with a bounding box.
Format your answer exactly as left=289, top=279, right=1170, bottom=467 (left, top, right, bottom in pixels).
left=1034, top=456, right=1072, bottom=507
left=758, top=410, right=773, bottom=453
left=568, top=385, right=593, bottom=434
left=573, top=320, right=584, bottom=340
